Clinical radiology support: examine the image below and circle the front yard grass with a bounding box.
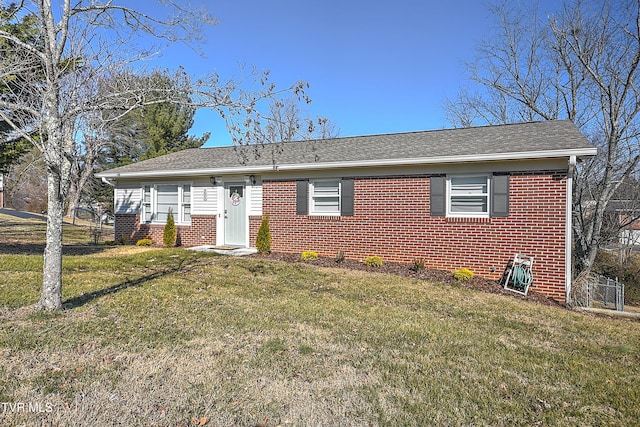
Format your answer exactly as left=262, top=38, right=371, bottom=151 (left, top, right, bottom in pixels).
left=0, top=213, right=639, bottom=426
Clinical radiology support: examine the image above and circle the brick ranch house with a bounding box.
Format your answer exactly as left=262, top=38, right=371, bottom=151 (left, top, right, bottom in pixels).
left=97, top=120, right=596, bottom=302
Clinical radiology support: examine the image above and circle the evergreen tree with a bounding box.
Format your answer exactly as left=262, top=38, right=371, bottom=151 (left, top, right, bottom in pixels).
left=256, top=214, right=271, bottom=254
left=0, top=4, right=41, bottom=172
left=163, top=209, right=177, bottom=248
left=99, top=70, right=210, bottom=169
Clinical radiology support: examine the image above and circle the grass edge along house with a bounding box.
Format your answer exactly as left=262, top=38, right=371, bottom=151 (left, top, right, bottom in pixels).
left=97, top=120, right=597, bottom=303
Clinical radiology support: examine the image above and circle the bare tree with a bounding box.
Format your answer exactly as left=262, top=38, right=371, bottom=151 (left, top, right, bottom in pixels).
left=65, top=68, right=210, bottom=220
left=0, top=0, right=310, bottom=311
left=234, top=97, right=339, bottom=165
left=444, top=0, right=640, bottom=277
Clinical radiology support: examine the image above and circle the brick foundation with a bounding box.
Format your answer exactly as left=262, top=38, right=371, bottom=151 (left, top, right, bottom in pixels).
left=263, top=171, right=568, bottom=301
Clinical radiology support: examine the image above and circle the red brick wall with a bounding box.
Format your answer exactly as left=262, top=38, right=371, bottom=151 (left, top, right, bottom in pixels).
left=249, top=215, right=263, bottom=246
left=114, top=214, right=217, bottom=247
left=263, top=171, right=568, bottom=300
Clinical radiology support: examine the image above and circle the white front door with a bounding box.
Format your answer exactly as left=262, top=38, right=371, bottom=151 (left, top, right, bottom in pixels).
left=224, top=183, right=246, bottom=246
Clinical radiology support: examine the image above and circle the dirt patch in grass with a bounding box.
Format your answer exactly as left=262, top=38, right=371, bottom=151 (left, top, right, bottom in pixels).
left=256, top=252, right=561, bottom=307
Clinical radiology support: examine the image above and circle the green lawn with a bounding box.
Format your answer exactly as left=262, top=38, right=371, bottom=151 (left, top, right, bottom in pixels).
left=1, top=213, right=639, bottom=426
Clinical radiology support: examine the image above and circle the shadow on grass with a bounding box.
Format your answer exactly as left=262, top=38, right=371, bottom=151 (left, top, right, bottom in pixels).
left=0, top=243, right=110, bottom=256
left=62, top=257, right=194, bottom=309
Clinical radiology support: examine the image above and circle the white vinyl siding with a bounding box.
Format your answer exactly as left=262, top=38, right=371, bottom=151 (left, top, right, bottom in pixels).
left=115, top=184, right=141, bottom=214
left=192, top=183, right=218, bottom=215
left=249, top=181, right=263, bottom=215
left=310, top=180, right=341, bottom=215
left=447, top=175, right=489, bottom=217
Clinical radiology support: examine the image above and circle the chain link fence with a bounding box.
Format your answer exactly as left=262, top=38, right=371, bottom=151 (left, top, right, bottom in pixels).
left=573, top=273, right=624, bottom=311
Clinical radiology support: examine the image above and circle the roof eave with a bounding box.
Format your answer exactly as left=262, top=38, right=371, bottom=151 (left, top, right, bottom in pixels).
left=96, top=147, right=598, bottom=179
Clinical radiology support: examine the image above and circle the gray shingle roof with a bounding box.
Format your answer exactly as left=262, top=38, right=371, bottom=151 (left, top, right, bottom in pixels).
left=97, top=120, right=596, bottom=178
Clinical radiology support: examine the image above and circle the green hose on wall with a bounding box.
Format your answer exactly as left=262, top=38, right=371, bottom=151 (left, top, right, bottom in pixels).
left=511, top=262, right=533, bottom=291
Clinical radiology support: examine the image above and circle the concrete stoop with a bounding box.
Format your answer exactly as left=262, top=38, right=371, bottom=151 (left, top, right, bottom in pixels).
left=188, top=245, right=258, bottom=257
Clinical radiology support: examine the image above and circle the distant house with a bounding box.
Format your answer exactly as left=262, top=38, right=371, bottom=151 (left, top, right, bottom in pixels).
left=605, top=200, right=640, bottom=246
left=0, top=173, right=4, bottom=208
left=97, top=120, right=597, bottom=302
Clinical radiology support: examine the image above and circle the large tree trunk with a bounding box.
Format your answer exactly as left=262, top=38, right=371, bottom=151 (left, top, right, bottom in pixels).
left=36, top=169, right=65, bottom=311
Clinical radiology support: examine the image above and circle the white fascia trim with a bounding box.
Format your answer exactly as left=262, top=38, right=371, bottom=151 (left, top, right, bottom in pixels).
left=97, top=147, right=598, bottom=179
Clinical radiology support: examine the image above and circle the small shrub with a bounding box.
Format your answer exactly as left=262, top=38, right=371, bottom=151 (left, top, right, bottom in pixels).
left=364, top=256, right=383, bottom=268
left=255, top=214, right=271, bottom=254
left=163, top=209, right=176, bottom=248
left=410, top=258, right=425, bottom=272
left=301, top=251, right=318, bottom=261
left=117, top=235, right=129, bottom=245
left=453, top=268, right=474, bottom=282
left=335, top=249, right=345, bottom=263
left=136, top=238, right=153, bottom=247
left=103, top=240, right=117, bottom=246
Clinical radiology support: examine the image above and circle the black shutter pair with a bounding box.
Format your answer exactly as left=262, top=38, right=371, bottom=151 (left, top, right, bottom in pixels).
left=296, top=179, right=354, bottom=216
left=430, top=174, right=509, bottom=217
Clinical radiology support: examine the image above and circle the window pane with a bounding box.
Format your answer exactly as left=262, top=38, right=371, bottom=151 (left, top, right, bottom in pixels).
left=450, top=176, right=487, bottom=195
left=450, top=196, right=488, bottom=213
left=143, top=185, right=151, bottom=203
left=313, top=181, right=340, bottom=196
left=143, top=186, right=152, bottom=222
left=311, top=180, right=340, bottom=214
left=183, top=184, right=191, bottom=204
left=314, top=197, right=340, bottom=212
left=144, top=208, right=152, bottom=222
left=183, top=205, right=191, bottom=222
left=156, top=185, right=178, bottom=222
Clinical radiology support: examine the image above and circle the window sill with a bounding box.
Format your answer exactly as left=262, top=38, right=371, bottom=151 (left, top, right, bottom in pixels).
left=445, top=217, right=491, bottom=223
left=142, top=222, right=192, bottom=226
left=306, top=215, right=343, bottom=221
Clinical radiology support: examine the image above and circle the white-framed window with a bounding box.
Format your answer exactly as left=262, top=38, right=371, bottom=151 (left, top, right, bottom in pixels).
left=142, top=185, right=152, bottom=222
left=140, top=183, right=192, bottom=224
left=447, top=175, right=490, bottom=217
left=310, top=180, right=341, bottom=215
left=182, top=184, right=191, bottom=222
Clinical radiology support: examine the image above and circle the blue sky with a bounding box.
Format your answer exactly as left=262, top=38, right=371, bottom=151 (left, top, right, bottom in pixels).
left=143, top=0, right=562, bottom=147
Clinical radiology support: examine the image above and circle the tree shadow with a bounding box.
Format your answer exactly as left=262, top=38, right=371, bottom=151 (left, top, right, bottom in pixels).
left=0, top=243, right=110, bottom=256
left=63, top=257, right=195, bottom=309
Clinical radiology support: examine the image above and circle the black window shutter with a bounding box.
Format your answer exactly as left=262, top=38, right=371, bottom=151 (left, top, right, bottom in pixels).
left=491, top=174, right=510, bottom=217
left=430, top=176, right=446, bottom=216
left=296, top=180, right=308, bottom=215
left=341, top=178, right=354, bottom=216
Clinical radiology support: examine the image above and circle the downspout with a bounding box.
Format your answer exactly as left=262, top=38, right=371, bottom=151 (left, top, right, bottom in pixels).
left=565, top=156, right=576, bottom=304
left=101, top=176, right=115, bottom=187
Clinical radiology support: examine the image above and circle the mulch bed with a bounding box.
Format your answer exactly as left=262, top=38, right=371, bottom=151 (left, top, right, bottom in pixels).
left=252, top=252, right=564, bottom=308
